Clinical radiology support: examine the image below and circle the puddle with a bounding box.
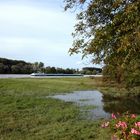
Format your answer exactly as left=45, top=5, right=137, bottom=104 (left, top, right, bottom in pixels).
left=48, top=90, right=140, bottom=120
left=49, top=90, right=110, bottom=119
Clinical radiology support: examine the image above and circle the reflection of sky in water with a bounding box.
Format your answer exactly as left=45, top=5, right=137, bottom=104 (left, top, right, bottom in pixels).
left=50, top=91, right=110, bottom=120
left=49, top=90, right=140, bottom=120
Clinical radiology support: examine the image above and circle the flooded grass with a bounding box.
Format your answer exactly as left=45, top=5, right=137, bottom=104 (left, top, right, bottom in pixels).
left=0, top=78, right=139, bottom=139
left=0, top=78, right=111, bottom=140
left=49, top=90, right=110, bottom=119
left=80, top=105, right=97, bottom=110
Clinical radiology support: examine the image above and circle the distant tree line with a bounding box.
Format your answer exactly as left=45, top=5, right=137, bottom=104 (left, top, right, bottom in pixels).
left=0, top=58, right=34, bottom=74
left=82, top=67, right=102, bottom=75
left=44, top=67, right=78, bottom=74
left=0, top=58, right=79, bottom=74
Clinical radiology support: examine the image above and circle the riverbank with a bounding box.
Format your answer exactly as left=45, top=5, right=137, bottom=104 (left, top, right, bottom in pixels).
left=94, top=77, right=140, bottom=99
left=0, top=78, right=139, bottom=139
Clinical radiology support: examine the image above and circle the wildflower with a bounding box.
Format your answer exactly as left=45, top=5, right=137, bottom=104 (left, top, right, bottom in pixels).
left=116, top=121, right=127, bottom=129
left=102, top=112, right=140, bottom=139
left=135, top=122, right=140, bottom=128
left=131, top=114, right=136, bottom=118
left=111, top=113, right=117, bottom=119
left=131, top=128, right=140, bottom=135
left=101, top=121, right=109, bottom=128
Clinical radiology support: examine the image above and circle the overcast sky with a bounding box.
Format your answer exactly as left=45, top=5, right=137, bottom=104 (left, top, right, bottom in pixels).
left=0, top=0, right=99, bottom=69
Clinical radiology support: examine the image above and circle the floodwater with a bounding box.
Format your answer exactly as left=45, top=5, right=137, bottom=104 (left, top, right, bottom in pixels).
left=50, top=91, right=140, bottom=120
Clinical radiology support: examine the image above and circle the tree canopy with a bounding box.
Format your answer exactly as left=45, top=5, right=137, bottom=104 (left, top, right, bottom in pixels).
left=0, top=58, right=34, bottom=74
left=64, top=0, right=140, bottom=86
left=0, top=58, right=79, bottom=74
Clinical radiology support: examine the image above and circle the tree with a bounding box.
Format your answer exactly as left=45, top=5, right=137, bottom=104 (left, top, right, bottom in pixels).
left=11, top=65, right=21, bottom=74
left=64, top=0, right=140, bottom=86
left=0, top=63, right=5, bottom=73
left=0, top=58, right=34, bottom=74
left=33, top=62, right=44, bottom=72
left=50, top=67, right=56, bottom=73
left=39, top=62, right=44, bottom=69
left=23, top=64, right=34, bottom=74
left=56, top=67, right=65, bottom=74
left=45, top=66, right=52, bottom=73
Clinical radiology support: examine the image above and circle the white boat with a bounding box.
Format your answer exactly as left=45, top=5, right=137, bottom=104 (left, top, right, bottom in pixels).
left=30, top=73, right=46, bottom=76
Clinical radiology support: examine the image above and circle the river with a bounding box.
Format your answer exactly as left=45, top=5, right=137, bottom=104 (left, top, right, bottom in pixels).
left=0, top=74, right=83, bottom=79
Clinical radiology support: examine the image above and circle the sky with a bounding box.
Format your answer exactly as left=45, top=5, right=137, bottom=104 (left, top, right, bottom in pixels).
left=0, top=0, right=99, bottom=69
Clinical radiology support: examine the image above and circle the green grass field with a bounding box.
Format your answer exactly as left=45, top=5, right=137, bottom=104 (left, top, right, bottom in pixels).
left=0, top=78, right=111, bottom=140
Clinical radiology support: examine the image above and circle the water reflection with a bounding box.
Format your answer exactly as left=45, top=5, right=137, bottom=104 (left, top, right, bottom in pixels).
left=103, top=98, right=140, bottom=114
left=49, top=91, right=140, bottom=119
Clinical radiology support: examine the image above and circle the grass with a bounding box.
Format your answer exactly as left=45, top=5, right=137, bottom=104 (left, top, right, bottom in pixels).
left=92, top=77, right=140, bottom=99
left=0, top=78, right=111, bottom=140
left=80, top=105, right=97, bottom=110
left=0, top=77, right=139, bottom=139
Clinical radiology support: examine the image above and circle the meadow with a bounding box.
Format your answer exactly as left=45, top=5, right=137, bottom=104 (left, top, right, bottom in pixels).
left=0, top=78, right=113, bottom=140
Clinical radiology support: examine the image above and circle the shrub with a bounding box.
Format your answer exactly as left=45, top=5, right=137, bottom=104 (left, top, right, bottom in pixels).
left=101, top=112, right=140, bottom=140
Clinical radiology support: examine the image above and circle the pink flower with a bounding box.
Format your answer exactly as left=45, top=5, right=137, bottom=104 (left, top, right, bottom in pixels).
left=111, top=113, right=116, bottom=119
left=135, top=122, right=140, bottom=128
left=115, top=121, right=127, bottom=129
left=131, top=128, right=140, bottom=135
left=131, top=114, right=136, bottom=118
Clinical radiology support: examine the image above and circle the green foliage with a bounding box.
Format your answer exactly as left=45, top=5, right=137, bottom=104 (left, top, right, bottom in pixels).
left=33, top=62, right=45, bottom=72
left=64, top=0, right=140, bottom=86
left=102, top=113, right=140, bottom=140
left=0, top=58, right=34, bottom=74
left=45, top=66, right=78, bottom=74
left=0, top=58, right=79, bottom=74
left=0, top=78, right=139, bottom=139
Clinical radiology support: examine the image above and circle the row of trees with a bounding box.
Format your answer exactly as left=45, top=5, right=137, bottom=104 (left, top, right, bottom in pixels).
left=0, top=58, right=34, bottom=74
left=43, top=67, right=78, bottom=74
left=81, top=67, right=102, bottom=75
left=0, top=58, right=79, bottom=74
left=64, top=0, right=140, bottom=87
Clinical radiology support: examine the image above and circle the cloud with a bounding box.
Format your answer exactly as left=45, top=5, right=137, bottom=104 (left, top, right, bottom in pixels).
left=0, top=37, right=41, bottom=44
left=0, top=1, right=93, bottom=69
left=0, top=2, right=75, bottom=46
left=0, top=3, right=75, bottom=33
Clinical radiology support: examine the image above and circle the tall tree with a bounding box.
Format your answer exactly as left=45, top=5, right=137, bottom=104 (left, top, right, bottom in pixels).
left=64, top=0, right=140, bottom=86
left=33, top=62, right=44, bottom=72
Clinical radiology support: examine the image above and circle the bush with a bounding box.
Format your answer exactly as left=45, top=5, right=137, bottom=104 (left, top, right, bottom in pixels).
left=101, top=112, right=140, bottom=140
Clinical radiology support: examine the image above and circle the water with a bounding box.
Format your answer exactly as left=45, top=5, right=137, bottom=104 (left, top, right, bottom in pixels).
left=49, top=91, right=140, bottom=120
left=0, top=74, right=30, bottom=78
left=0, top=74, right=82, bottom=79
left=50, top=91, right=110, bottom=119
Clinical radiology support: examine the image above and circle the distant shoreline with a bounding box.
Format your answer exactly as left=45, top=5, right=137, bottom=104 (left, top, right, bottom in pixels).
left=0, top=74, right=82, bottom=79
left=0, top=74, right=102, bottom=79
